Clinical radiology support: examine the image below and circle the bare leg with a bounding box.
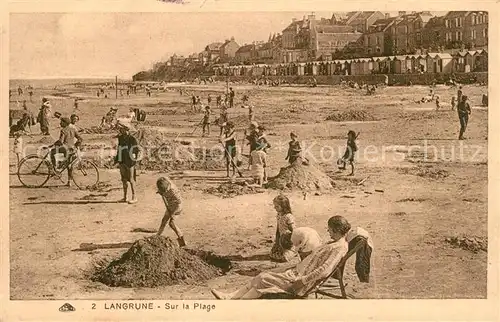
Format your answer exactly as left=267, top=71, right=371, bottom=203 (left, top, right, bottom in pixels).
left=157, top=211, right=172, bottom=236
left=168, top=216, right=183, bottom=239
left=349, top=161, right=355, bottom=176
left=122, top=181, right=128, bottom=201
left=129, top=180, right=136, bottom=201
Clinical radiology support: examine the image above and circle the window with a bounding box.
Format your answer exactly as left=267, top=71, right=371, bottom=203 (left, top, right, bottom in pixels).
left=471, top=30, right=477, bottom=39
left=472, top=15, right=476, bottom=25
left=446, top=32, right=452, bottom=42
left=455, top=31, right=462, bottom=41
left=445, top=19, right=449, bottom=28
left=483, top=28, right=487, bottom=38
left=376, top=36, right=380, bottom=45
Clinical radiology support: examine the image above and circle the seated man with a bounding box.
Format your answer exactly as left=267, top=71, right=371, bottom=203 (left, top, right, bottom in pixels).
left=210, top=216, right=351, bottom=300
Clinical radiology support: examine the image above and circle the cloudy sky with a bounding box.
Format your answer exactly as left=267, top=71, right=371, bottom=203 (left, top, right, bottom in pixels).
left=10, top=11, right=446, bottom=79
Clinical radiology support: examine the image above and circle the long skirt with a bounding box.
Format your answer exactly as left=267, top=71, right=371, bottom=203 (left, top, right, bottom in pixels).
left=39, top=116, right=49, bottom=134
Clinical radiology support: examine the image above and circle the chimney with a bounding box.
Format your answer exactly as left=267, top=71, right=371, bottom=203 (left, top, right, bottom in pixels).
left=385, top=13, right=390, bottom=19
left=398, top=11, right=406, bottom=16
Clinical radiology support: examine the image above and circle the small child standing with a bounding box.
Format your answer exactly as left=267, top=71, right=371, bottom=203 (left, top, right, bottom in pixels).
left=250, top=143, right=267, bottom=186
left=202, top=105, right=211, bottom=137
left=156, top=176, right=186, bottom=247
left=270, top=194, right=296, bottom=262
left=285, top=131, right=302, bottom=165
left=451, top=96, right=456, bottom=111
left=338, top=130, right=358, bottom=176
left=13, top=132, right=23, bottom=166
left=435, top=95, right=441, bottom=110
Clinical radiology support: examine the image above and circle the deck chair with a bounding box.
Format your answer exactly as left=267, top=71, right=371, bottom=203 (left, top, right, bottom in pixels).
left=260, top=236, right=368, bottom=300
left=313, top=235, right=368, bottom=299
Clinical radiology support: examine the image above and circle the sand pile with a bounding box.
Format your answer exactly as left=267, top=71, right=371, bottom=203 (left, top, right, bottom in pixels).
left=445, top=235, right=487, bottom=253
left=398, top=165, right=449, bottom=179
left=136, top=128, right=225, bottom=171
left=204, top=182, right=265, bottom=198
left=266, top=162, right=333, bottom=191
left=81, top=126, right=117, bottom=134
left=326, top=110, right=376, bottom=122
left=92, top=236, right=225, bottom=287
left=36, top=136, right=55, bottom=144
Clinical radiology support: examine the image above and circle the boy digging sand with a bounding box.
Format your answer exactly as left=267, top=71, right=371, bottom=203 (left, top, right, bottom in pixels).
left=114, top=120, right=139, bottom=204
left=156, top=177, right=186, bottom=247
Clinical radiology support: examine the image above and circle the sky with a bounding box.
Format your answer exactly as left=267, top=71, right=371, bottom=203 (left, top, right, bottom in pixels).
left=10, top=11, right=446, bottom=79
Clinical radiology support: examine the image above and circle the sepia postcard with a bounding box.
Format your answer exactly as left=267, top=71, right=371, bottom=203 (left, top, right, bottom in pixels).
left=1, top=0, right=499, bottom=321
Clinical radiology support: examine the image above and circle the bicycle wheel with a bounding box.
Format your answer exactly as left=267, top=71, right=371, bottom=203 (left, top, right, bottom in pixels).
left=71, top=159, right=99, bottom=190
left=17, top=155, right=52, bottom=188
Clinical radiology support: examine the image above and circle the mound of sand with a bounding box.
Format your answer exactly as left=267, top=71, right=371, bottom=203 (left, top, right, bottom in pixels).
left=36, top=136, right=55, bottom=144
left=326, top=110, right=376, bottom=122
left=445, top=235, right=487, bottom=253
left=135, top=128, right=225, bottom=171
left=204, top=182, right=265, bottom=198
left=266, top=162, right=333, bottom=191
left=92, top=236, right=225, bottom=287
left=81, top=126, right=117, bottom=135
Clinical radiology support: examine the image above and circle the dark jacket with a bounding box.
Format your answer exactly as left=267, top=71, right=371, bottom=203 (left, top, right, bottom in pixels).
left=348, top=235, right=373, bottom=283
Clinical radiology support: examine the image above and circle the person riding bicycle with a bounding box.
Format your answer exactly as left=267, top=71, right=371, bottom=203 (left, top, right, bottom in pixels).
left=50, top=117, right=83, bottom=187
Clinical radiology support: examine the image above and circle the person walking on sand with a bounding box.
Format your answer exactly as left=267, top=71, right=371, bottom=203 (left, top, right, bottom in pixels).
left=250, top=141, right=267, bottom=186
left=457, top=95, right=471, bottom=140
left=114, top=120, right=139, bottom=204
left=338, top=130, right=358, bottom=176
left=156, top=176, right=186, bottom=247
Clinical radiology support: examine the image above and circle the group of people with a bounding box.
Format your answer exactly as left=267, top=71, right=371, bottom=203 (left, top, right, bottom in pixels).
left=211, top=202, right=373, bottom=300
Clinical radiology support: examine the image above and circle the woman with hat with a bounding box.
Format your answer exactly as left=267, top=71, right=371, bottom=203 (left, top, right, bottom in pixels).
left=38, top=97, right=52, bottom=135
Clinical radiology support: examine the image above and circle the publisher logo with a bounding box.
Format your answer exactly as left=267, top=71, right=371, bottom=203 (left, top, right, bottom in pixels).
left=59, top=303, right=76, bottom=312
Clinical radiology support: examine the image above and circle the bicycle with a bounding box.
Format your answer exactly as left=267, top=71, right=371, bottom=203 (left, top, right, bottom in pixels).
left=17, top=145, right=100, bottom=189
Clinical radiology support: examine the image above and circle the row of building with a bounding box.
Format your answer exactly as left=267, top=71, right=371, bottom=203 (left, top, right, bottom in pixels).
left=163, top=11, right=488, bottom=70
left=212, top=49, right=488, bottom=76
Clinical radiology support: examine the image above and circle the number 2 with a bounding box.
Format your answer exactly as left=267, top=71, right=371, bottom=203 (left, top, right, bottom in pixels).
left=92, top=303, right=96, bottom=310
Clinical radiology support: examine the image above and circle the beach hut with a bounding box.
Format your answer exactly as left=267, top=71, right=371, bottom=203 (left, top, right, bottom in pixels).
left=473, top=49, right=488, bottom=72
left=427, top=53, right=453, bottom=73
left=453, top=51, right=474, bottom=73
left=392, top=56, right=405, bottom=74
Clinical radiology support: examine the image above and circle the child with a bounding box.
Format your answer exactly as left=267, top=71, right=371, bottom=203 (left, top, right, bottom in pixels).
left=451, top=96, right=456, bottom=111
left=74, top=98, right=79, bottom=110
left=207, top=94, right=212, bottom=105
left=248, top=104, right=254, bottom=121
left=250, top=142, right=267, bottom=186
left=219, top=122, right=237, bottom=177
left=50, top=117, right=83, bottom=187
left=435, top=95, right=441, bottom=110
left=156, top=176, right=186, bottom=247
left=218, top=107, right=228, bottom=136
left=269, top=194, right=296, bottom=262
left=202, top=105, right=211, bottom=137
left=13, top=132, right=22, bottom=166
left=285, top=131, right=302, bottom=165
left=114, top=120, right=139, bottom=204
left=338, top=130, right=358, bottom=176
